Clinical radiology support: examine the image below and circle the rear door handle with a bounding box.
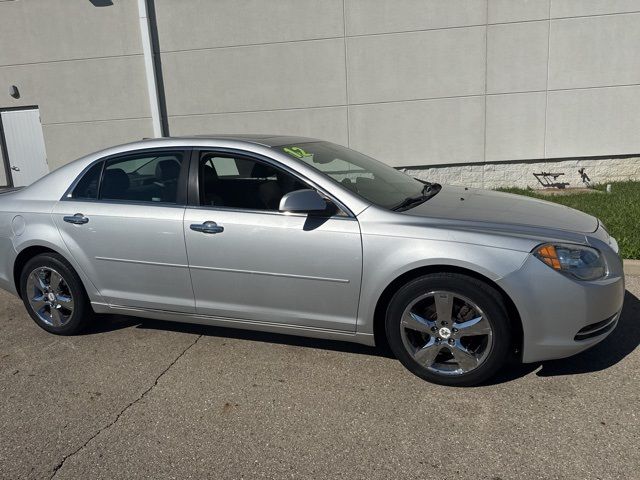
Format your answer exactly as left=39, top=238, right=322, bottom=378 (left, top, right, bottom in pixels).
left=190, top=221, right=224, bottom=234
left=63, top=213, right=89, bottom=225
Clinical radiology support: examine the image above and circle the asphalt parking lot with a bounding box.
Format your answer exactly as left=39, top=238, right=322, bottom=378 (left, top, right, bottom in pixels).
left=1, top=278, right=638, bottom=480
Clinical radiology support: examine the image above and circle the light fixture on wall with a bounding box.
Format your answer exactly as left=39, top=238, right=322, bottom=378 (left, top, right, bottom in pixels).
left=8, top=85, right=20, bottom=99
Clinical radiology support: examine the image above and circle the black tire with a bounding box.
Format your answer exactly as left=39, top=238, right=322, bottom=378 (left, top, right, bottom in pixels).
left=19, top=252, right=93, bottom=335
left=385, top=273, right=512, bottom=387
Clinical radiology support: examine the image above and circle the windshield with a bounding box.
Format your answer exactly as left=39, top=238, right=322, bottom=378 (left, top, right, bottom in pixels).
left=276, top=142, right=426, bottom=209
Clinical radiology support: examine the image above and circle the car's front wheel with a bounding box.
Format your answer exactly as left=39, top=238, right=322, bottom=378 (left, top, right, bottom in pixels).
left=385, top=273, right=512, bottom=387
left=20, top=253, right=93, bottom=335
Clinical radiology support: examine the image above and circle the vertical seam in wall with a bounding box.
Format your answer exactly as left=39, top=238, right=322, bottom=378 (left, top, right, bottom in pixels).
left=543, top=0, right=552, bottom=160
left=138, top=0, right=163, bottom=137
left=482, top=0, right=489, bottom=188
left=343, top=0, right=351, bottom=147
left=146, top=0, right=170, bottom=136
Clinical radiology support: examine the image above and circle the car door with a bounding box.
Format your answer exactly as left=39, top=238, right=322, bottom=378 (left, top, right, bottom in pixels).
left=183, top=150, right=362, bottom=332
left=53, top=149, right=195, bottom=313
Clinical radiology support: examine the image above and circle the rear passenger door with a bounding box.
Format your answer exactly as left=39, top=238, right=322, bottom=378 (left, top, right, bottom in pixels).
left=53, top=149, right=195, bottom=313
left=183, top=150, right=363, bottom=332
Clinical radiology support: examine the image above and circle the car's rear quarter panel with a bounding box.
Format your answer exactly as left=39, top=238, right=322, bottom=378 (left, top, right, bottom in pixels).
left=0, top=191, right=104, bottom=302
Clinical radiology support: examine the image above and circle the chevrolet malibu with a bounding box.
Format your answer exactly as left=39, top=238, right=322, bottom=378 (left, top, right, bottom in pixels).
left=0, top=135, right=624, bottom=386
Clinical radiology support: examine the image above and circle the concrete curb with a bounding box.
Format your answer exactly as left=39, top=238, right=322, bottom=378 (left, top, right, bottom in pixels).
left=623, top=259, right=640, bottom=276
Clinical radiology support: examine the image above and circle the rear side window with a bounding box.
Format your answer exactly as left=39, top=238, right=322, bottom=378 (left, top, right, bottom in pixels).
left=101, top=152, right=184, bottom=203
left=67, top=151, right=185, bottom=203
left=70, top=162, right=103, bottom=199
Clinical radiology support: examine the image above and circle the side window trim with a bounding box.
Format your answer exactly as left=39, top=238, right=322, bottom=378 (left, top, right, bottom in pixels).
left=96, top=160, right=106, bottom=200
left=188, top=148, right=354, bottom=217
left=61, top=147, right=192, bottom=205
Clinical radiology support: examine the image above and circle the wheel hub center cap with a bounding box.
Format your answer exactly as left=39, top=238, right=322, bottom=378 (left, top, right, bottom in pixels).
left=47, top=292, right=56, bottom=302
left=438, top=327, right=452, bottom=339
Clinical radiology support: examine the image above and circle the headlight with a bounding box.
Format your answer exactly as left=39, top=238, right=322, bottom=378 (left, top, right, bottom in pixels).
left=533, top=243, right=606, bottom=281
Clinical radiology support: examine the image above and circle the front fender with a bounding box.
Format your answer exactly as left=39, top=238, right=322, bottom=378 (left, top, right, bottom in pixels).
left=356, top=233, right=529, bottom=335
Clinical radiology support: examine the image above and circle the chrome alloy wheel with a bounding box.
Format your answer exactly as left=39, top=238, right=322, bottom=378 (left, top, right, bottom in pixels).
left=400, top=291, right=493, bottom=376
left=25, top=267, right=75, bottom=327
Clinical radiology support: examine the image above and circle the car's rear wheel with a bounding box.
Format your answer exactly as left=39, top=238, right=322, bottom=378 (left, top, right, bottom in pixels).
left=20, top=253, right=93, bottom=335
left=385, top=273, right=511, bottom=387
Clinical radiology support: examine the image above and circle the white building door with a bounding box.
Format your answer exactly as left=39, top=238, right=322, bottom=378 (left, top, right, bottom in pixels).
left=1, top=108, right=49, bottom=187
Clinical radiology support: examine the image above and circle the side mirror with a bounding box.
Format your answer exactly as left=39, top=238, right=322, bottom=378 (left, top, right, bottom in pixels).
left=279, top=189, right=327, bottom=213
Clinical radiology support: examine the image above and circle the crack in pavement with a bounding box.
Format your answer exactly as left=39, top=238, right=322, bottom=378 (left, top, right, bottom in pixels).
left=49, top=334, right=203, bottom=479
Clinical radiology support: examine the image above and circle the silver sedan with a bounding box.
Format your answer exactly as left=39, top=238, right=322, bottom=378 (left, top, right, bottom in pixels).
left=0, top=135, right=624, bottom=386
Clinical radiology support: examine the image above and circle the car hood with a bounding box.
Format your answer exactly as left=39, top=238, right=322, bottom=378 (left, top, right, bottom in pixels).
left=403, top=186, right=598, bottom=234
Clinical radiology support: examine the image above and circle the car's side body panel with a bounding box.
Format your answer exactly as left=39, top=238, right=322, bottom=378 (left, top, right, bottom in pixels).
left=52, top=201, right=194, bottom=313
left=184, top=207, right=363, bottom=331
left=355, top=208, right=533, bottom=337
left=353, top=205, right=626, bottom=363
left=0, top=201, right=104, bottom=304
left=90, top=301, right=377, bottom=346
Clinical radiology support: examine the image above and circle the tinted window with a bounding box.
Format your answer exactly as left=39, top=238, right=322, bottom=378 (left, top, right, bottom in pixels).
left=199, top=153, right=306, bottom=210
left=101, top=152, right=184, bottom=203
left=70, top=162, right=103, bottom=199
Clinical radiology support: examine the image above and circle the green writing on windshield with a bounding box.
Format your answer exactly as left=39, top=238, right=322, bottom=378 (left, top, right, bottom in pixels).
left=283, top=146, right=312, bottom=159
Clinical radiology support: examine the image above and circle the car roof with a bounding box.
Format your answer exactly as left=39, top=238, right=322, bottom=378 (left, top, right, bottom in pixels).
left=139, top=134, right=322, bottom=148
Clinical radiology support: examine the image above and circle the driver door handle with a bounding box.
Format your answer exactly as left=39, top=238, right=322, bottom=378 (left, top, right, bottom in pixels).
left=63, top=213, right=89, bottom=225
left=190, top=221, right=224, bottom=234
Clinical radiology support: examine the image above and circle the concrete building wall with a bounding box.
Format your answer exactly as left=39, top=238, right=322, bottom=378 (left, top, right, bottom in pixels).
left=1, top=0, right=640, bottom=189
left=154, top=0, right=350, bottom=147
left=0, top=0, right=153, bottom=180
left=152, top=0, right=640, bottom=188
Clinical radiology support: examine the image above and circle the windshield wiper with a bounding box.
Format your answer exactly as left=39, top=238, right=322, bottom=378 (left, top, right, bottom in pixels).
left=420, top=181, right=440, bottom=195
left=391, top=183, right=442, bottom=212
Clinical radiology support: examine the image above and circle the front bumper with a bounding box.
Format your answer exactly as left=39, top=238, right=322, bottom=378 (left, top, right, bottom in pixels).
left=496, top=248, right=625, bottom=364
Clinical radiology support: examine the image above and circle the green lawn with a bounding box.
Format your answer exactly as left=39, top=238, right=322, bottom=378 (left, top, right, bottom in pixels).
left=498, top=181, right=640, bottom=259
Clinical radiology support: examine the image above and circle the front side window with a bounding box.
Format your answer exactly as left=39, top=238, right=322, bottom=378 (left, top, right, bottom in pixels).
left=199, top=153, right=306, bottom=210
left=277, top=142, right=426, bottom=209
left=101, top=152, right=184, bottom=203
